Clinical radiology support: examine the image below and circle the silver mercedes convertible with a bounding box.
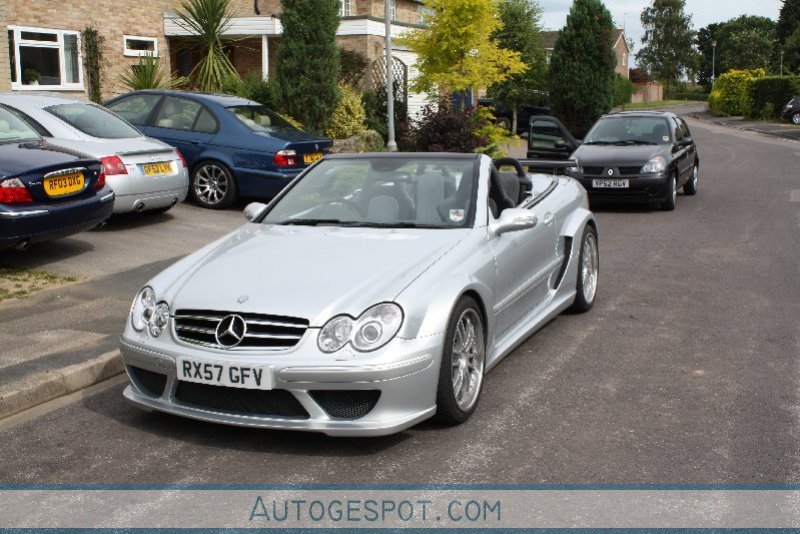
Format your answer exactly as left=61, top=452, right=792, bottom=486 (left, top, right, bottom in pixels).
left=120, top=153, right=599, bottom=436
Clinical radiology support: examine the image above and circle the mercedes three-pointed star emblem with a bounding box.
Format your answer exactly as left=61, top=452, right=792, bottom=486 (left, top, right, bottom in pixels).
left=215, top=314, right=247, bottom=348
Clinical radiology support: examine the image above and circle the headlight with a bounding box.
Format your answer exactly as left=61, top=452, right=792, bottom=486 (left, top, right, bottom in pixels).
left=565, top=160, right=583, bottom=175
left=641, top=156, right=667, bottom=174
left=130, top=286, right=169, bottom=337
left=318, top=303, right=404, bottom=353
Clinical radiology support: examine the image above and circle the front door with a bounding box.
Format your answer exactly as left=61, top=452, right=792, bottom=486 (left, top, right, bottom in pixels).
left=526, top=115, right=580, bottom=161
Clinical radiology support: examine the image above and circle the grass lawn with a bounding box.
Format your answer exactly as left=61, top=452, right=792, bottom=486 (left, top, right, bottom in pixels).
left=617, top=100, right=704, bottom=110
left=0, top=264, right=77, bottom=303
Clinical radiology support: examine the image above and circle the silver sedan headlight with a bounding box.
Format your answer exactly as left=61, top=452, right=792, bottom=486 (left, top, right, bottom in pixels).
left=641, top=156, right=667, bottom=174
left=130, top=286, right=170, bottom=338
left=318, top=303, right=404, bottom=353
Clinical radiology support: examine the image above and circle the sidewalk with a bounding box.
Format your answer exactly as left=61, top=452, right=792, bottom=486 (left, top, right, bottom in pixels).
left=690, top=110, right=800, bottom=142
left=0, top=258, right=173, bottom=419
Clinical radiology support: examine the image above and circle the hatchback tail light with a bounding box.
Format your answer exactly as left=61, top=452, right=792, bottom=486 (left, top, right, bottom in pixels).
left=101, top=155, right=128, bottom=176
left=273, top=149, right=298, bottom=167
left=93, top=167, right=107, bottom=191
left=0, top=178, right=34, bottom=204
left=175, top=150, right=187, bottom=168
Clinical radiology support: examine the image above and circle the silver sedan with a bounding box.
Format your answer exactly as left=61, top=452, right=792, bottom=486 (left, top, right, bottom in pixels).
left=0, top=94, right=188, bottom=214
left=119, top=153, right=599, bottom=436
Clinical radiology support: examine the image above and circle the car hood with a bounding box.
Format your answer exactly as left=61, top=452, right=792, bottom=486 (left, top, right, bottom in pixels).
left=42, top=135, right=173, bottom=158
left=0, top=140, right=88, bottom=177
left=157, top=224, right=468, bottom=326
left=573, top=144, right=667, bottom=166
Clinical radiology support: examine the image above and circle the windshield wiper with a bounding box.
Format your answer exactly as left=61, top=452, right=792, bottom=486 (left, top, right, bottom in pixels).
left=354, top=222, right=447, bottom=229
left=277, top=218, right=350, bottom=226
left=583, top=141, right=614, bottom=145
left=613, top=139, right=657, bottom=145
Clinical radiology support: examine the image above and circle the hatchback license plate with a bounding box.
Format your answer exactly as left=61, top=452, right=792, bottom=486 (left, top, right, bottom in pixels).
left=44, top=172, right=85, bottom=197
left=142, top=162, right=173, bottom=175
left=177, top=357, right=273, bottom=389
left=303, top=152, right=323, bottom=165
left=592, top=178, right=629, bottom=189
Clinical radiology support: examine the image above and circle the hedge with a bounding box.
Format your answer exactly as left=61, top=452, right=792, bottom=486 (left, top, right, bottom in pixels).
left=671, top=92, right=708, bottom=101
left=708, top=69, right=765, bottom=117
left=750, top=76, right=800, bottom=119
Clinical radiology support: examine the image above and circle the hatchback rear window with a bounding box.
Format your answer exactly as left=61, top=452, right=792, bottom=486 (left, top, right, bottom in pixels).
left=46, top=103, right=142, bottom=139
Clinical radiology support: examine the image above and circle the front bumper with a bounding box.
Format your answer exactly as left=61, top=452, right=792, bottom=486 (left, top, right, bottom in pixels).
left=119, top=333, right=442, bottom=437
left=0, top=187, right=115, bottom=249
left=572, top=173, right=671, bottom=202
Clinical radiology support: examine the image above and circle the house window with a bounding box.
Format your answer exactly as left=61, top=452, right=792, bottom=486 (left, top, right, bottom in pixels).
left=389, top=0, right=397, bottom=21
left=123, top=36, right=158, bottom=57
left=339, top=0, right=352, bottom=16
left=418, top=5, right=434, bottom=23
left=8, top=26, right=82, bottom=90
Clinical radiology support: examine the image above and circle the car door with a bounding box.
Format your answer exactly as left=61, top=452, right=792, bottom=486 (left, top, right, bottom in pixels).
left=490, top=174, right=561, bottom=341
left=145, top=96, right=218, bottom=166
left=105, top=93, right=163, bottom=135
left=671, top=117, right=694, bottom=185
left=526, top=115, right=580, bottom=161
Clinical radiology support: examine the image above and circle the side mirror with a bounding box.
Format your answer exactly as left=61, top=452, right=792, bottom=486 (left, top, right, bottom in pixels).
left=554, top=138, right=570, bottom=150
left=243, top=202, right=268, bottom=222
left=678, top=137, right=694, bottom=147
left=490, top=208, right=538, bottom=237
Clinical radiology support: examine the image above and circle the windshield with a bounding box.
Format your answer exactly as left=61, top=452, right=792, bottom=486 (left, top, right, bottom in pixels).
left=0, top=106, right=41, bottom=144
left=584, top=116, right=673, bottom=145
left=46, top=103, right=142, bottom=139
left=228, top=105, right=297, bottom=132
left=262, top=157, right=477, bottom=229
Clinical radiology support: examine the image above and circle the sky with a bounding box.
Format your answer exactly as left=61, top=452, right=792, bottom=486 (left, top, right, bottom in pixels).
left=540, top=0, right=782, bottom=64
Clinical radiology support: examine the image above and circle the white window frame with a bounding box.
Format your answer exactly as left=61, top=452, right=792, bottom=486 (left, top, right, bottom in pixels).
left=339, top=0, right=352, bottom=17
left=418, top=5, right=434, bottom=23
left=123, top=35, right=158, bottom=57
left=8, top=25, right=83, bottom=91
left=389, top=0, right=398, bottom=21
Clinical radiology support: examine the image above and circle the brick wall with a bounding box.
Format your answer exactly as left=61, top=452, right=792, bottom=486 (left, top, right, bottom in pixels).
left=0, top=0, right=10, bottom=92
left=614, top=36, right=629, bottom=78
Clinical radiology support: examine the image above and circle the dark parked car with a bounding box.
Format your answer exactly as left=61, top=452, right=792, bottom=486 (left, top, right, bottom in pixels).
left=104, top=91, right=332, bottom=209
left=478, top=92, right=550, bottom=134
left=0, top=105, right=114, bottom=250
left=781, top=97, right=800, bottom=124
left=527, top=111, right=699, bottom=211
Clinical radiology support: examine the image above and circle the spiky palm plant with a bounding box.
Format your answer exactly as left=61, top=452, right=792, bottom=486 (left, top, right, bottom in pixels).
left=118, top=53, right=187, bottom=91
left=173, top=0, right=240, bottom=92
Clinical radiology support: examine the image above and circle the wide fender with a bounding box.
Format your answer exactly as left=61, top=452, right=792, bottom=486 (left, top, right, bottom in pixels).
left=559, top=206, right=597, bottom=241
left=396, top=273, right=495, bottom=342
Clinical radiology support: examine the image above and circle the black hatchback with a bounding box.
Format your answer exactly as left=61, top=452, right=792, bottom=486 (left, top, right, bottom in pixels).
left=527, top=111, right=699, bottom=211
left=781, top=97, right=800, bottom=125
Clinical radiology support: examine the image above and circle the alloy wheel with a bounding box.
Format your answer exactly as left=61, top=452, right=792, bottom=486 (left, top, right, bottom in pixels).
left=581, top=233, right=599, bottom=304
left=194, top=164, right=229, bottom=206
left=450, top=308, right=485, bottom=412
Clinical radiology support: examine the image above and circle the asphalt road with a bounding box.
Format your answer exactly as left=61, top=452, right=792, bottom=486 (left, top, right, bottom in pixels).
left=1, top=109, right=799, bottom=484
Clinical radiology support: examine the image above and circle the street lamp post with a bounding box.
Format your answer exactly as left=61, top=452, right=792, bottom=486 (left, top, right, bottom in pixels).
left=781, top=50, right=785, bottom=76
left=711, top=40, right=717, bottom=86
left=384, top=0, right=397, bottom=152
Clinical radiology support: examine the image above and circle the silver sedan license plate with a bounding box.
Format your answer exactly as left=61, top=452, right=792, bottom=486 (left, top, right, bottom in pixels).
left=177, top=357, right=273, bottom=389
left=592, top=178, right=629, bottom=188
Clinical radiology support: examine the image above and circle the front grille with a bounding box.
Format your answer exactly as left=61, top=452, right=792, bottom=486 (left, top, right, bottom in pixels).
left=130, top=366, right=168, bottom=397
left=175, top=382, right=310, bottom=418
left=619, top=166, right=643, bottom=175
left=310, top=390, right=381, bottom=419
left=583, top=166, right=604, bottom=175
left=173, top=309, right=308, bottom=350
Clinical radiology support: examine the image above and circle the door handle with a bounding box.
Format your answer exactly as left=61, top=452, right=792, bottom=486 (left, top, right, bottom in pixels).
left=189, top=140, right=200, bottom=145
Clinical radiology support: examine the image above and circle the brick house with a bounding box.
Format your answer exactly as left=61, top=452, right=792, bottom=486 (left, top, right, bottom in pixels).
left=1, top=0, right=429, bottom=115
left=542, top=28, right=631, bottom=78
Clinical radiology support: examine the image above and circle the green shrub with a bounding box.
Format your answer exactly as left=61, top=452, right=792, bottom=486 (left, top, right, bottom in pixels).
left=671, top=92, right=709, bottom=101
left=708, top=68, right=764, bottom=116
left=361, top=83, right=408, bottom=143
left=750, top=76, right=800, bottom=119
left=220, top=72, right=275, bottom=107
left=326, top=86, right=367, bottom=139
left=339, top=48, right=369, bottom=88
left=406, top=100, right=508, bottom=157
left=118, top=53, right=187, bottom=91
left=613, top=74, right=634, bottom=106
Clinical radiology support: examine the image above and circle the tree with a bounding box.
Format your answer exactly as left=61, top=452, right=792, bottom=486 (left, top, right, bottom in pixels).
left=547, top=0, right=616, bottom=137
left=274, top=0, right=340, bottom=133
left=400, top=0, right=525, bottom=110
left=629, top=67, right=649, bottom=83
left=636, top=0, right=696, bottom=97
left=784, top=27, right=800, bottom=72
left=778, top=0, right=800, bottom=44
left=697, top=17, right=778, bottom=89
left=174, top=0, right=239, bottom=92
left=488, top=0, right=548, bottom=133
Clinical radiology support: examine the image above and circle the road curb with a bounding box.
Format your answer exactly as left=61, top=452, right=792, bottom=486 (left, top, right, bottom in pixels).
left=0, top=350, right=123, bottom=420
left=689, top=112, right=800, bottom=143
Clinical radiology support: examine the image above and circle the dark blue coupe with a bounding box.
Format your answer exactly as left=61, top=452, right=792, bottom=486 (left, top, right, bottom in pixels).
left=104, top=91, right=332, bottom=209
left=0, top=105, right=114, bottom=251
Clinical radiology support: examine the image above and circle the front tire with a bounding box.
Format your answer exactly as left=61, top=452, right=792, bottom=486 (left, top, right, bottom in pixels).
left=569, top=225, right=599, bottom=313
left=792, top=112, right=800, bottom=125
left=435, top=297, right=486, bottom=425
left=661, top=174, right=677, bottom=211
left=683, top=165, right=698, bottom=195
left=190, top=161, right=237, bottom=209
